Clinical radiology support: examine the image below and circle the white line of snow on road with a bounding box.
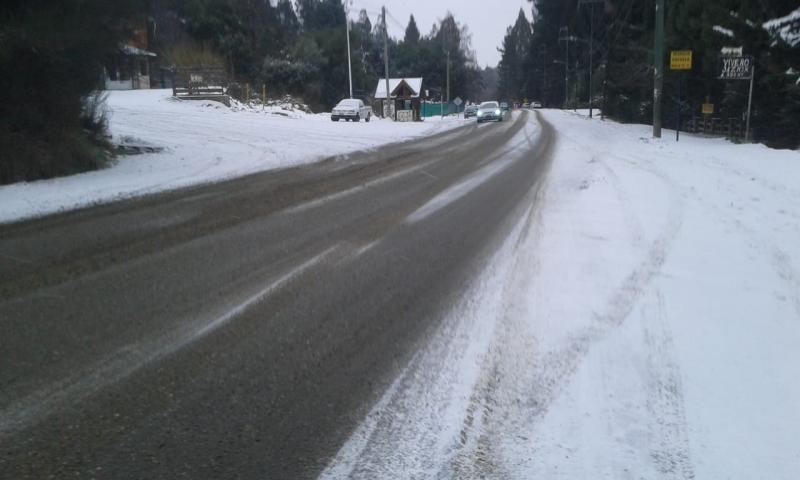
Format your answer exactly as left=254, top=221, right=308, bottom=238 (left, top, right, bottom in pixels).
left=352, top=239, right=381, bottom=258
left=282, top=157, right=446, bottom=215
left=0, top=244, right=341, bottom=439
left=193, top=245, right=339, bottom=338
left=405, top=119, right=540, bottom=224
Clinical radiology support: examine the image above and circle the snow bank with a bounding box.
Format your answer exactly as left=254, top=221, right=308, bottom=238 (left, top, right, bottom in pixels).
left=0, top=89, right=463, bottom=224
left=321, top=110, right=800, bottom=478
left=516, top=111, right=800, bottom=479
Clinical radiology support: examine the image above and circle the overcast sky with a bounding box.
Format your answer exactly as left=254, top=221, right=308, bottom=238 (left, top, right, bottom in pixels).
left=347, top=0, right=531, bottom=68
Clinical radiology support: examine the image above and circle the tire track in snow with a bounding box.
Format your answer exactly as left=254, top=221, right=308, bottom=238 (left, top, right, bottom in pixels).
left=635, top=156, right=800, bottom=319
left=448, top=144, right=687, bottom=477
left=320, top=112, right=690, bottom=478
left=642, top=290, right=696, bottom=479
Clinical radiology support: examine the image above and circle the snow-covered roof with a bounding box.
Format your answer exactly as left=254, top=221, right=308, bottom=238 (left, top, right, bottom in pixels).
left=121, top=44, right=157, bottom=57
left=721, top=46, right=743, bottom=56
left=374, top=78, right=423, bottom=99
left=763, top=6, right=800, bottom=46
left=713, top=25, right=735, bottom=38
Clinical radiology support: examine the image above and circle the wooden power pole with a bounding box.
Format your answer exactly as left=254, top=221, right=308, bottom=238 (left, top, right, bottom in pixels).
left=382, top=6, right=390, bottom=119
left=653, top=0, right=665, bottom=138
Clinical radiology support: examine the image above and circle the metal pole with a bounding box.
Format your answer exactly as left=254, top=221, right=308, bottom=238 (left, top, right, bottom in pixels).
left=566, top=35, right=570, bottom=108
left=382, top=6, right=390, bottom=119
left=676, top=77, right=681, bottom=141
left=653, top=0, right=665, bottom=138
left=601, top=62, right=606, bottom=120
left=574, top=60, right=578, bottom=112
left=560, top=26, right=569, bottom=109
left=447, top=50, right=450, bottom=107
left=589, top=3, right=594, bottom=118
left=442, top=23, right=446, bottom=118
left=745, top=64, right=754, bottom=142
left=346, top=0, right=353, bottom=98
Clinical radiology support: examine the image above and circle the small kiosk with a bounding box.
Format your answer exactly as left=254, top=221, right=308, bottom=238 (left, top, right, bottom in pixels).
left=373, top=78, right=424, bottom=121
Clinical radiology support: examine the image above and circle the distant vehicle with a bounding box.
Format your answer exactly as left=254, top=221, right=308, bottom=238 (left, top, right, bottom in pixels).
left=522, top=102, right=531, bottom=109
left=331, top=98, right=372, bottom=122
left=500, top=102, right=510, bottom=112
left=531, top=101, right=543, bottom=109
left=476, top=101, right=503, bottom=123
left=464, top=105, right=479, bottom=119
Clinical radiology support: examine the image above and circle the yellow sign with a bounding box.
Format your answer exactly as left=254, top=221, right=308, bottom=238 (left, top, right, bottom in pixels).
left=702, top=103, right=714, bottom=115
left=670, top=50, right=693, bottom=70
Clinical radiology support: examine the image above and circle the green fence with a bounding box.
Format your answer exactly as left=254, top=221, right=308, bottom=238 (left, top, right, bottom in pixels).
left=421, top=102, right=463, bottom=118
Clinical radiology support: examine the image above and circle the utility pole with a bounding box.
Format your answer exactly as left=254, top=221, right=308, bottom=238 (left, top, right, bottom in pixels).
left=382, top=6, right=390, bottom=119
left=589, top=2, right=594, bottom=118
left=345, top=0, right=353, bottom=98
left=579, top=0, right=603, bottom=118
left=447, top=51, right=450, bottom=105
left=559, top=26, right=571, bottom=109
left=653, top=0, right=665, bottom=138
left=442, top=21, right=449, bottom=118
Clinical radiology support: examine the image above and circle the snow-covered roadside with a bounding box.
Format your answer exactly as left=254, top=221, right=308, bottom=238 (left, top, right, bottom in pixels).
left=0, top=89, right=463, bottom=224
left=320, top=110, right=800, bottom=479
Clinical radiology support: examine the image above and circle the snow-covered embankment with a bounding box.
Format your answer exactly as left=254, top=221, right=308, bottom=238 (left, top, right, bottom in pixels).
left=0, top=89, right=462, bottom=224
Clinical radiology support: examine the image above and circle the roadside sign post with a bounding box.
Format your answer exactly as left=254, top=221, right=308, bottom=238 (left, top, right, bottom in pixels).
left=670, top=50, right=692, bottom=142
left=745, top=67, right=755, bottom=142
left=718, top=54, right=755, bottom=142
left=453, top=97, right=463, bottom=118
left=676, top=78, right=682, bottom=141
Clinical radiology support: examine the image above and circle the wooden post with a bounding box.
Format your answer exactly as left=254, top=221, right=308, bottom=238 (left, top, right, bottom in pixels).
left=262, top=84, right=266, bottom=111
left=745, top=68, right=755, bottom=142
left=653, top=0, right=665, bottom=137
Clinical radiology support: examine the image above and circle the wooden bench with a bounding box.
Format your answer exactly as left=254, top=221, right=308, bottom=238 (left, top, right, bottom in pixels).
left=172, top=84, right=230, bottom=106
left=173, top=85, right=225, bottom=97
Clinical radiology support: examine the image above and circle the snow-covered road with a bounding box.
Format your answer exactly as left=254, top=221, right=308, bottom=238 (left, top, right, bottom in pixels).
left=320, top=110, right=800, bottom=479
left=0, top=90, right=462, bottom=224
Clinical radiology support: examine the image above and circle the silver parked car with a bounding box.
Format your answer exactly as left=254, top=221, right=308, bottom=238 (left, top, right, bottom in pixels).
left=476, top=101, right=503, bottom=123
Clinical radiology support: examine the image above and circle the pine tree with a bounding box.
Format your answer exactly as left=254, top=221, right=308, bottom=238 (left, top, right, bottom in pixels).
left=498, top=9, right=532, bottom=101
left=405, top=15, right=420, bottom=45
left=0, top=0, right=140, bottom=183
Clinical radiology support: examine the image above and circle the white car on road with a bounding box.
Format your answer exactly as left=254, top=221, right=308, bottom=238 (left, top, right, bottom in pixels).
left=331, top=98, right=372, bottom=122
left=476, top=101, right=504, bottom=123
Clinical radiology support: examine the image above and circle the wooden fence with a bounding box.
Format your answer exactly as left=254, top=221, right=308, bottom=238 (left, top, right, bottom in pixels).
left=684, top=116, right=746, bottom=141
